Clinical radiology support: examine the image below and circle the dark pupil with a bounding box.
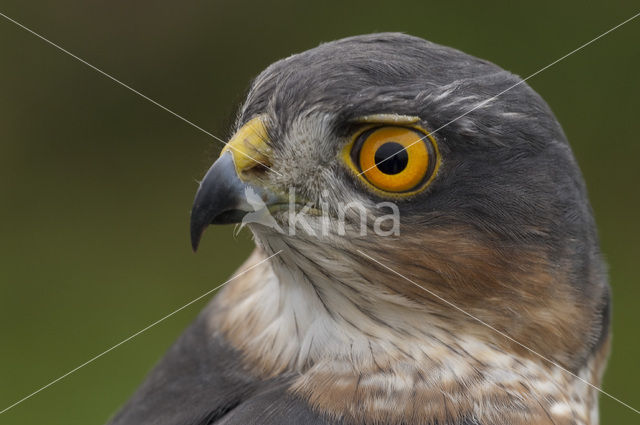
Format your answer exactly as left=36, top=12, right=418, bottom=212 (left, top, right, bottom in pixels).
left=374, top=142, right=408, bottom=175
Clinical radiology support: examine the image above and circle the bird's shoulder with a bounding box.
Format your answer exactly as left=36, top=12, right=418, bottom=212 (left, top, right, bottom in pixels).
left=106, top=307, right=339, bottom=425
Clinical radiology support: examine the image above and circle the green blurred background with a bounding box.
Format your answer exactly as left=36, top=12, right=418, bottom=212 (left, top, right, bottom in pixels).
left=0, top=1, right=638, bottom=424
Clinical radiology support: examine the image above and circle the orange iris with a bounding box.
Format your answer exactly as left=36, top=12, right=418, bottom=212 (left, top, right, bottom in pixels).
left=357, top=127, right=430, bottom=192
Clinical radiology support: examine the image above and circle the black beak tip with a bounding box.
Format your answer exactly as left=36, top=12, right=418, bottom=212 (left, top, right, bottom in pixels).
left=190, top=212, right=208, bottom=252
left=191, top=232, right=201, bottom=253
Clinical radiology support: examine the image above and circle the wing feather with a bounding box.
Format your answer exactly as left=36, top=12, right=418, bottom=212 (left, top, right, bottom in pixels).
left=106, top=306, right=335, bottom=425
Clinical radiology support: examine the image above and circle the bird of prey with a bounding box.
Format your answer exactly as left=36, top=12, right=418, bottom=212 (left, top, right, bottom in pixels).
left=108, top=33, right=610, bottom=425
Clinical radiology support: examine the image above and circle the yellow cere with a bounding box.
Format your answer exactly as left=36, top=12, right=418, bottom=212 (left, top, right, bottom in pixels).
left=220, top=115, right=272, bottom=177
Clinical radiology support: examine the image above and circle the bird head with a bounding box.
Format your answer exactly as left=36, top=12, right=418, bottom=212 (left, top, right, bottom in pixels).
left=190, top=33, right=610, bottom=424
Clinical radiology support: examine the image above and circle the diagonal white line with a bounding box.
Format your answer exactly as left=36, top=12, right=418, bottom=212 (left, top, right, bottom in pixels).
left=358, top=10, right=640, bottom=177
left=356, top=249, right=640, bottom=416
left=0, top=250, right=282, bottom=416
left=0, top=11, right=281, bottom=176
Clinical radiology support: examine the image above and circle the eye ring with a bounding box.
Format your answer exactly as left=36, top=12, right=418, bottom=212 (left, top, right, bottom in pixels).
left=344, top=125, right=439, bottom=195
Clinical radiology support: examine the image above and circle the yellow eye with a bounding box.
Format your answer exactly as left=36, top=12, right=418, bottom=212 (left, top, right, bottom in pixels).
left=346, top=126, right=439, bottom=194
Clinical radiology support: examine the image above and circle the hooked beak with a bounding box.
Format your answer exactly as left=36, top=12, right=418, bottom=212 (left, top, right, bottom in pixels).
left=190, top=116, right=275, bottom=251
left=190, top=151, right=250, bottom=251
